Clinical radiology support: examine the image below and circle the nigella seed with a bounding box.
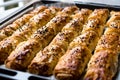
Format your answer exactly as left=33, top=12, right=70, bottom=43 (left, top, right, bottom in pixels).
left=99, top=64, right=104, bottom=68
left=94, top=59, right=99, bottom=63
left=9, top=26, right=16, bottom=31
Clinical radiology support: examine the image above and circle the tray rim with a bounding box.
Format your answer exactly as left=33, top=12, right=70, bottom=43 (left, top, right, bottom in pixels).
left=1, top=0, right=120, bottom=27
left=0, top=0, right=120, bottom=80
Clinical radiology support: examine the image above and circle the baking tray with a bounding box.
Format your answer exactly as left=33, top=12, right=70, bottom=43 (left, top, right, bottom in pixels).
left=0, top=0, right=120, bottom=80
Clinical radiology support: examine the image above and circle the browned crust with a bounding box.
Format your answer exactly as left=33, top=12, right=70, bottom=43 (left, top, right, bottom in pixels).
left=0, top=7, right=61, bottom=64
left=54, top=9, right=109, bottom=80
left=84, top=11, right=120, bottom=80
left=5, top=9, right=72, bottom=70
left=28, top=9, right=92, bottom=76
left=84, top=50, right=118, bottom=80
left=0, top=6, right=47, bottom=41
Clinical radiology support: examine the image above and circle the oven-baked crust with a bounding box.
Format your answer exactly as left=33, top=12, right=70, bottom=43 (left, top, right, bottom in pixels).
left=28, top=9, right=92, bottom=76
left=0, top=5, right=119, bottom=80
left=54, top=9, right=109, bottom=80
left=0, top=6, right=47, bottom=41
left=84, top=11, right=120, bottom=80
left=0, top=7, right=61, bottom=64
left=5, top=6, right=78, bottom=70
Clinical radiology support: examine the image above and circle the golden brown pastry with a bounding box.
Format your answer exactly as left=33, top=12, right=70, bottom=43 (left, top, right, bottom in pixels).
left=106, top=11, right=120, bottom=26
left=106, top=11, right=120, bottom=34
left=84, top=34, right=119, bottom=80
left=95, top=33, right=119, bottom=52
left=82, top=9, right=109, bottom=36
left=57, top=6, right=79, bottom=15
left=0, top=7, right=61, bottom=64
left=82, top=20, right=105, bottom=36
left=84, top=11, right=120, bottom=80
left=28, top=9, right=92, bottom=76
left=106, top=11, right=120, bottom=53
left=88, top=9, right=109, bottom=24
left=105, top=20, right=120, bottom=35
left=29, top=6, right=48, bottom=14
left=5, top=6, right=78, bottom=70
left=54, top=9, right=109, bottom=80
left=5, top=39, right=42, bottom=70
left=69, top=30, right=99, bottom=52
left=54, top=31, right=98, bottom=80
left=13, top=6, right=47, bottom=27
left=84, top=49, right=118, bottom=80
left=55, top=46, right=91, bottom=80
left=0, top=6, right=47, bottom=41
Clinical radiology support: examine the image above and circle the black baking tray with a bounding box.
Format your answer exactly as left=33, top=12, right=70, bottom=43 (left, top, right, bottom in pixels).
left=0, top=0, right=120, bottom=80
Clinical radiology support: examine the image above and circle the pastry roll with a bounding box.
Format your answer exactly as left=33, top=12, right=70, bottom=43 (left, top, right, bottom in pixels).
left=0, top=24, right=19, bottom=41
left=0, top=36, right=20, bottom=64
left=105, top=20, right=120, bottom=35
left=84, top=11, right=120, bottom=80
left=82, top=9, right=109, bottom=36
left=106, top=11, right=120, bottom=34
left=54, top=9, right=109, bottom=80
left=58, top=6, right=79, bottom=15
left=0, top=6, right=47, bottom=41
left=5, top=39, right=42, bottom=70
left=88, top=9, right=109, bottom=24
left=54, top=46, right=91, bottom=80
left=0, top=7, right=61, bottom=64
left=106, top=11, right=120, bottom=53
left=5, top=6, right=76, bottom=70
left=106, top=11, right=120, bottom=26
left=82, top=19, right=104, bottom=36
left=84, top=41, right=119, bottom=79
left=95, top=33, right=119, bottom=52
left=62, top=9, right=92, bottom=32
left=28, top=9, right=92, bottom=76
left=29, top=6, right=48, bottom=14
left=53, top=31, right=98, bottom=80
left=28, top=31, right=76, bottom=76
left=84, top=49, right=118, bottom=80
left=69, top=30, right=99, bottom=52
